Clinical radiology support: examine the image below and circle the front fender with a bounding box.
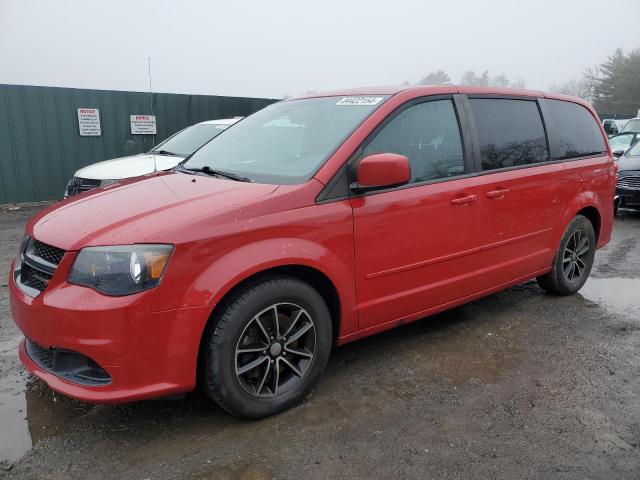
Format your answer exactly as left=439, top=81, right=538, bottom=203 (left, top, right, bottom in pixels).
left=178, top=237, right=358, bottom=338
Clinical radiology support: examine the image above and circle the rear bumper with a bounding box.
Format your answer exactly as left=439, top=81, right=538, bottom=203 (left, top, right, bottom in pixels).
left=10, top=265, right=212, bottom=403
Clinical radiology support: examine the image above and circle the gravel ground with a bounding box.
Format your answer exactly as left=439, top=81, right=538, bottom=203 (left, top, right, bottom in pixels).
left=0, top=204, right=639, bottom=480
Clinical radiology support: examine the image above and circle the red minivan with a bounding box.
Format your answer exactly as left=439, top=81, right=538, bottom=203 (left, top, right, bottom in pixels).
left=10, top=86, right=615, bottom=418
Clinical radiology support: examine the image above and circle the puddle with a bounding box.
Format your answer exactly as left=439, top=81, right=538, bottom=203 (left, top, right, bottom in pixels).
left=580, top=277, right=640, bottom=318
left=0, top=335, right=93, bottom=463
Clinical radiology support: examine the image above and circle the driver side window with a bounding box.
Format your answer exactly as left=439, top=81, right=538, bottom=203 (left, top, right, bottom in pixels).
left=362, top=99, right=464, bottom=184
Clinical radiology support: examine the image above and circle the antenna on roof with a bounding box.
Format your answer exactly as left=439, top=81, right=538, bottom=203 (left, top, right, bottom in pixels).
left=148, top=56, right=157, bottom=173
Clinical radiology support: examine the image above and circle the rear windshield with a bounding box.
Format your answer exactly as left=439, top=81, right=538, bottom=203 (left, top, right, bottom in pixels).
left=545, top=100, right=606, bottom=159
left=183, top=96, right=388, bottom=184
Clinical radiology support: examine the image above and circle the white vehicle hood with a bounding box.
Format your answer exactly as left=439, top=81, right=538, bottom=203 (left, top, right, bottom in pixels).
left=74, top=153, right=185, bottom=180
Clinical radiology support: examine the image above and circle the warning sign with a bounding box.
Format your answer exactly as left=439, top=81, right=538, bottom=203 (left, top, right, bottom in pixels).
left=77, top=108, right=101, bottom=136
left=130, top=115, right=157, bottom=135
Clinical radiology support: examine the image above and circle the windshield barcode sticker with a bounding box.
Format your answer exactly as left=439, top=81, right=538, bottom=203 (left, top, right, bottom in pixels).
left=336, top=96, right=383, bottom=106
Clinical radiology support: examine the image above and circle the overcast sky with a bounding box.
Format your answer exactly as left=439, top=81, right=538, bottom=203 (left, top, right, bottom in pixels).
left=1, top=0, right=639, bottom=99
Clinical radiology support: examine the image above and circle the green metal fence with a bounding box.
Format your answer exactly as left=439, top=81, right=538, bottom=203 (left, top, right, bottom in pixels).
left=0, top=84, right=278, bottom=203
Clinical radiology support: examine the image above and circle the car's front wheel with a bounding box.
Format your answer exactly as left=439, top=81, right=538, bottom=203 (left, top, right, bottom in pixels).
left=537, top=214, right=596, bottom=296
left=200, top=276, right=332, bottom=418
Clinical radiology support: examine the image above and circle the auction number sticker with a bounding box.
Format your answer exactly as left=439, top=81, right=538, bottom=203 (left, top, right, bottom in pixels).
left=336, top=96, right=383, bottom=106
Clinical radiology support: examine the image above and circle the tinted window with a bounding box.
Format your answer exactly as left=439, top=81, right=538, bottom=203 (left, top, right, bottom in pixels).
left=362, top=99, right=464, bottom=183
left=469, top=99, right=548, bottom=171
left=545, top=100, right=606, bottom=159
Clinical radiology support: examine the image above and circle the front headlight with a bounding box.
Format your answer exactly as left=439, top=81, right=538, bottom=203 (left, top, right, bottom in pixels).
left=99, top=179, right=119, bottom=187
left=68, top=244, right=173, bottom=296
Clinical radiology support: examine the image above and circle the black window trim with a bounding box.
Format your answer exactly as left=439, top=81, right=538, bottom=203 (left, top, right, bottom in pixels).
left=316, top=94, right=473, bottom=202
left=315, top=93, right=610, bottom=203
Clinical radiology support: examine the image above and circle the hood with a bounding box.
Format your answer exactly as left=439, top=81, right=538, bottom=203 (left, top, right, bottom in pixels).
left=618, top=154, right=640, bottom=172
left=74, top=153, right=184, bottom=180
left=29, top=173, right=279, bottom=250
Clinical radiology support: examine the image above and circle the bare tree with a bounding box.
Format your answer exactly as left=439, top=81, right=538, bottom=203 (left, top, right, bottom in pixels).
left=549, top=79, right=592, bottom=100
left=460, top=71, right=525, bottom=88
left=419, top=70, right=451, bottom=85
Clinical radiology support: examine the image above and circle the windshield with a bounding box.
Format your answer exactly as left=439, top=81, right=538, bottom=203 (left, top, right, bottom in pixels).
left=621, top=119, right=640, bottom=133
left=183, top=96, right=388, bottom=184
left=626, top=140, right=640, bottom=156
left=609, top=134, right=634, bottom=152
left=151, top=123, right=230, bottom=156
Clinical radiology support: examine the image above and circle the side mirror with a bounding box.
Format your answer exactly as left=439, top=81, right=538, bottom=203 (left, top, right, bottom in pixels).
left=350, top=153, right=411, bottom=193
left=351, top=153, right=411, bottom=193
left=612, top=150, right=625, bottom=158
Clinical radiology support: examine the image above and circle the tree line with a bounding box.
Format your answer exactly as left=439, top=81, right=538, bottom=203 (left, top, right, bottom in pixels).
left=550, top=48, right=640, bottom=115
left=416, top=47, right=639, bottom=115
left=409, top=70, right=525, bottom=89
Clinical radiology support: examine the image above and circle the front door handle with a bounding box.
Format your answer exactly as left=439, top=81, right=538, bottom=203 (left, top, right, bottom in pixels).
left=486, top=188, right=510, bottom=199
left=450, top=194, right=477, bottom=206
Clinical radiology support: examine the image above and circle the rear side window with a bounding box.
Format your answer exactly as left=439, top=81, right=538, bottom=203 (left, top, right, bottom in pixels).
left=362, top=99, right=464, bottom=183
left=469, top=99, right=549, bottom=171
left=545, top=100, right=606, bottom=159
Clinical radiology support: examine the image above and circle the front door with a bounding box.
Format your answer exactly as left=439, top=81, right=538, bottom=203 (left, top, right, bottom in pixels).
left=351, top=98, right=484, bottom=332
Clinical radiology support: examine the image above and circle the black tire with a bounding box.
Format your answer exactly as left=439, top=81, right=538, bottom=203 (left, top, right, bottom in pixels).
left=537, top=215, right=596, bottom=296
left=200, top=275, right=332, bottom=418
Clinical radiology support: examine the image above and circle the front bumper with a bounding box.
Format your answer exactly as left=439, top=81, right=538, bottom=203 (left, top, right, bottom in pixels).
left=616, top=185, right=640, bottom=211
left=9, top=262, right=211, bottom=403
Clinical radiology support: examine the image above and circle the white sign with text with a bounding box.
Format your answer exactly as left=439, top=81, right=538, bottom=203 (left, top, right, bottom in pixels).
left=130, top=114, right=157, bottom=135
left=77, top=108, right=101, bottom=136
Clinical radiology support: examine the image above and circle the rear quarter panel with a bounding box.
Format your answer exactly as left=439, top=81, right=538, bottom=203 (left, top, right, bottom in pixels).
left=554, top=155, right=615, bottom=250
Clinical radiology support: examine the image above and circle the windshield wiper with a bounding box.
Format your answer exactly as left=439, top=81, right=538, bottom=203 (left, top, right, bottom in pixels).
left=177, top=165, right=252, bottom=182
left=153, top=149, right=179, bottom=156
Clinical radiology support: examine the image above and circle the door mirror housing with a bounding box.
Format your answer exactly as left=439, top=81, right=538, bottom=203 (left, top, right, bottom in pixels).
left=612, top=149, right=625, bottom=158
left=351, top=153, right=411, bottom=193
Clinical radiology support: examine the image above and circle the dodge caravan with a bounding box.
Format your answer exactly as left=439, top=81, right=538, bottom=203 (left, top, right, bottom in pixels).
left=10, top=86, right=615, bottom=418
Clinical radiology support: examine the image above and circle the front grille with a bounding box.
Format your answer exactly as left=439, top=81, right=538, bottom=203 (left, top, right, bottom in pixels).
left=25, top=339, right=111, bottom=386
left=20, top=263, right=53, bottom=292
left=617, top=175, right=640, bottom=190
left=32, top=240, right=65, bottom=265
left=16, top=238, right=66, bottom=296
left=66, top=177, right=101, bottom=197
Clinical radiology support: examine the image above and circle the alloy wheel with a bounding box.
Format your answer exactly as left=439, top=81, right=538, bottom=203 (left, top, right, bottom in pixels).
left=234, top=303, right=316, bottom=397
left=562, top=229, right=590, bottom=282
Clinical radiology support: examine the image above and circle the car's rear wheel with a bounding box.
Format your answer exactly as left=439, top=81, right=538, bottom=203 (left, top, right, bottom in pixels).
left=200, top=276, right=332, bottom=418
left=537, top=215, right=596, bottom=296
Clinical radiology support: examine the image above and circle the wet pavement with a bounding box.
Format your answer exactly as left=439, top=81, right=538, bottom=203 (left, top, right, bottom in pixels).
left=1, top=205, right=639, bottom=479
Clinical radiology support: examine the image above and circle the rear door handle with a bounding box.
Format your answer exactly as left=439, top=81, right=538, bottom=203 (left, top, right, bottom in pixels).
left=450, top=194, right=477, bottom=206
left=486, top=188, right=510, bottom=199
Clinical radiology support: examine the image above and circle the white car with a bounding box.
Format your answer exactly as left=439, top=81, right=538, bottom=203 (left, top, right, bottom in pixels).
left=65, top=117, right=241, bottom=197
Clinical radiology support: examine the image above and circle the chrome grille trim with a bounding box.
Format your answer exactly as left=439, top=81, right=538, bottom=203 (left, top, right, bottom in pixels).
left=617, top=174, right=640, bottom=190
left=16, top=238, right=66, bottom=296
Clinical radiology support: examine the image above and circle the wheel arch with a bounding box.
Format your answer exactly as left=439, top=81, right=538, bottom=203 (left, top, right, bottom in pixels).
left=203, top=264, right=342, bottom=344
left=576, top=205, right=601, bottom=243
left=553, top=191, right=606, bottom=253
